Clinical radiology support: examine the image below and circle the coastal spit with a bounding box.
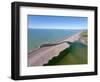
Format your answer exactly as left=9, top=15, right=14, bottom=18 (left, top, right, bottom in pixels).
left=28, top=31, right=83, bottom=66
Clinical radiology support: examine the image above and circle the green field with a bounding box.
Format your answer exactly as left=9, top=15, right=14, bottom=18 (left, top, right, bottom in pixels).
left=44, top=41, right=88, bottom=66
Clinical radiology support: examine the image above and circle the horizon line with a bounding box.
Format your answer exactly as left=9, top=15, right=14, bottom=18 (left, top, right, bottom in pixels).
left=28, top=28, right=87, bottom=30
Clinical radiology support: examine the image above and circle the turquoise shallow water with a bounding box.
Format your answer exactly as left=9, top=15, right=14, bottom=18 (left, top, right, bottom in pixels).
left=28, top=29, right=81, bottom=52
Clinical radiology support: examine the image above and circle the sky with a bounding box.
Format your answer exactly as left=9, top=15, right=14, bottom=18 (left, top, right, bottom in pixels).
left=28, top=15, right=88, bottom=29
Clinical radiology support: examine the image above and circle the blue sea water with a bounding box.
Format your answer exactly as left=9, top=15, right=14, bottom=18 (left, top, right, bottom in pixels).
left=28, top=29, right=81, bottom=52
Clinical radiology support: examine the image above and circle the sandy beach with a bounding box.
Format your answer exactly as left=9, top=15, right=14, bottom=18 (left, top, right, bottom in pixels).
left=28, top=31, right=82, bottom=66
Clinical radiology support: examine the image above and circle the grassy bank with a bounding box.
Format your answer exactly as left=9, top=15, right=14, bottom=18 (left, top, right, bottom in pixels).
left=80, top=31, right=88, bottom=45
left=81, top=31, right=87, bottom=36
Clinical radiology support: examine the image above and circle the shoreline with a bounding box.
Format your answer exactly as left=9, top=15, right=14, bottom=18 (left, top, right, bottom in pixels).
left=28, top=31, right=83, bottom=66
left=28, top=31, right=82, bottom=54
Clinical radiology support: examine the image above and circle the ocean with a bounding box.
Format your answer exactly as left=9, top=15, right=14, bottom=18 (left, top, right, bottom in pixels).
left=28, top=29, right=81, bottom=52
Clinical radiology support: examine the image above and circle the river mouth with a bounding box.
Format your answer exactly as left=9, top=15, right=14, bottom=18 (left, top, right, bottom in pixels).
left=44, top=41, right=88, bottom=66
